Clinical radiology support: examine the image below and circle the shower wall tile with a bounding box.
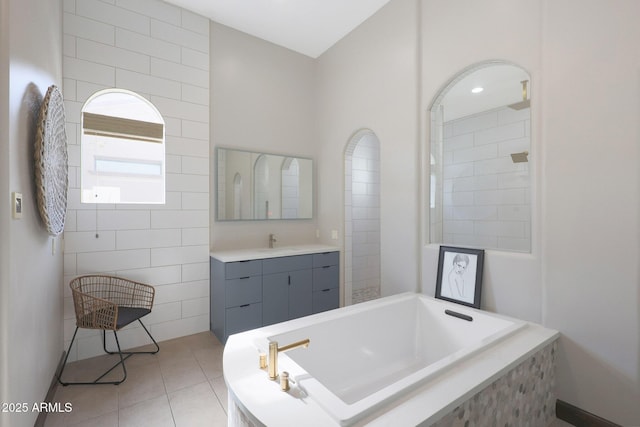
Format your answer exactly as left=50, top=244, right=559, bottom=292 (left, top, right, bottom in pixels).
left=498, top=237, right=531, bottom=252
left=474, top=188, right=526, bottom=205
left=77, top=0, right=152, bottom=35
left=63, top=13, right=115, bottom=45
left=453, top=144, right=497, bottom=163
left=475, top=221, right=526, bottom=238
left=452, top=111, right=498, bottom=135
left=498, top=171, right=529, bottom=189
left=63, top=0, right=210, bottom=362
left=442, top=106, right=531, bottom=252
left=498, top=136, right=530, bottom=156
left=474, top=120, right=525, bottom=145
left=498, top=106, right=531, bottom=125
left=350, top=138, right=381, bottom=303
left=77, top=38, right=150, bottom=73
left=443, top=132, right=473, bottom=151
left=453, top=206, right=498, bottom=221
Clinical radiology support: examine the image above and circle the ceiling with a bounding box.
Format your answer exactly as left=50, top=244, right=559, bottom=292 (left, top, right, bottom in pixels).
left=163, top=0, right=391, bottom=58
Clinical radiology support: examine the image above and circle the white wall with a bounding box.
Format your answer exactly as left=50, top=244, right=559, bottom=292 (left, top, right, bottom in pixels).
left=210, top=22, right=318, bottom=249
left=542, top=1, right=640, bottom=423
left=0, top=0, right=10, bottom=422
left=62, top=0, right=210, bottom=361
left=0, top=0, right=64, bottom=426
left=316, top=0, right=420, bottom=301
left=422, top=0, right=639, bottom=424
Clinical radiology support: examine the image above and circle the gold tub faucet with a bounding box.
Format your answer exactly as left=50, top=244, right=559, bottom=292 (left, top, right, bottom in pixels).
left=268, top=338, right=310, bottom=380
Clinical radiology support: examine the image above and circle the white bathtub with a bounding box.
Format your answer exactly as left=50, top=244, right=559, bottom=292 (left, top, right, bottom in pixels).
left=224, top=293, right=557, bottom=426
left=268, top=293, right=524, bottom=424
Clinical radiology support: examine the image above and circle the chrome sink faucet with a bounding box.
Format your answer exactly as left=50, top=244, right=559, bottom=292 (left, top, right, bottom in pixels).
left=268, top=233, right=277, bottom=248
left=268, top=338, right=310, bottom=381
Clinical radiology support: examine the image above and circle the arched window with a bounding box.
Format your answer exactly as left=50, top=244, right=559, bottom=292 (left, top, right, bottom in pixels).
left=81, top=89, right=165, bottom=204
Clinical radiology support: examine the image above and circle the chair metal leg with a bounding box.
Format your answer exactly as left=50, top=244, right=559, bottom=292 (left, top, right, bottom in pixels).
left=102, top=319, right=160, bottom=356
left=57, top=327, right=78, bottom=386
left=58, top=329, right=128, bottom=386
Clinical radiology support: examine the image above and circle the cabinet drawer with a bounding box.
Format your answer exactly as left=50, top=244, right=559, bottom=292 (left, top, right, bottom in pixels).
left=312, top=251, right=339, bottom=268
left=225, top=276, right=262, bottom=307
left=225, top=260, right=262, bottom=279
left=263, top=255, right=313, bottom=275
left=226, top=303, right=262, bottom=336
left=312, top=264, right=339, bottom=291
left=312, top=288, right=339, bottom=314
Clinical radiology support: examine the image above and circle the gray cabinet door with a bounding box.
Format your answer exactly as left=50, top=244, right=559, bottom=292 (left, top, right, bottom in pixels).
left=262, top=272, right=289, bottom=326
left=312, top=265, right=339, bottom=291
left=263, top=269, right=313, bottom=324
left=225, top=276, right=262, bottom=307
left=288, top=269, right=313, bottom=320
left=226, top=303, right=262, bottom=337
left=313, top=288, right=339, bottom=313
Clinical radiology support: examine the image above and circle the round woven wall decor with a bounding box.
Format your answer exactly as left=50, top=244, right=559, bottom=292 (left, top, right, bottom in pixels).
left=35, top=85, right=68, bottom=236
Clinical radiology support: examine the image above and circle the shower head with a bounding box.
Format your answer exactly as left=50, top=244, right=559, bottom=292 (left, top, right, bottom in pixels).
left=510, top=151, right=529, bottom=163
left=508, top=80, right=530, bottom=110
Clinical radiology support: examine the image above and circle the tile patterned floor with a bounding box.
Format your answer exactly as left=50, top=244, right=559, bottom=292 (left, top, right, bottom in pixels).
left=43, top=330, right=575, bottom=427
left=44, top=332, right=228, bottom=427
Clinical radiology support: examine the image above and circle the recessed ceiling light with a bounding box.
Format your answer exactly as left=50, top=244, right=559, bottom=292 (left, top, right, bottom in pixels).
left=471, top=87, right=484, bottom=94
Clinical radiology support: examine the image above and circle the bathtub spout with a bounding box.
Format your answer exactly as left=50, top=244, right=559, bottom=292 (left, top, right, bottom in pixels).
left=268, top=339, right=310, bottom=380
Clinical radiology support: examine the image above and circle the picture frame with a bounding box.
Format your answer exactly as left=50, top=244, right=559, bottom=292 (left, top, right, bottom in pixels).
left=435, top=246, right=484, bottom=309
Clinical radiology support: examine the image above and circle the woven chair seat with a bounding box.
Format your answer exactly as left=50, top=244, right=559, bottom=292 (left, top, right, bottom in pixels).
left=115, top=307, right=151, bottom=329
left=79, top=306, right=151, bottom=330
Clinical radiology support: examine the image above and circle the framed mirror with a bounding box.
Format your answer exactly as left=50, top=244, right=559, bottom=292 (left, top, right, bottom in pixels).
left=429, top=62, right=531, bottom=252
left=216, top=147, right=313, bottom=221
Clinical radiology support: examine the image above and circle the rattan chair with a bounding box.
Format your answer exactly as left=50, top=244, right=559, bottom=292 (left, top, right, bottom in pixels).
left=58, top=275, right=160, bottom=385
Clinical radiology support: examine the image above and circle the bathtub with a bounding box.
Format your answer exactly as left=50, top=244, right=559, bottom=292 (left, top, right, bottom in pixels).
left=224, top=293, right=558, bottom=426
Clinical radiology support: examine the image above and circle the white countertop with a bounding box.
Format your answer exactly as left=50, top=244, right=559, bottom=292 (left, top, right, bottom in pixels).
left=210, top=244, right=340, bottom=263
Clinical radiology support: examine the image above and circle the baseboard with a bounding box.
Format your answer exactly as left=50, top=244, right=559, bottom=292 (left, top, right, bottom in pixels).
left=556, top=399, right=622, bottom=427
left=34, top=351, right=66, bottom=427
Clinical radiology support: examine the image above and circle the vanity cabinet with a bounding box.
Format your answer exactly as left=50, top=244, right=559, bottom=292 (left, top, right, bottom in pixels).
left=312, top=252, right=340, bottom=314
left=210, top=248, right=339, bottom=343
left=210, top=259, right=263, bottom=343
left=262, top=255, right=313, bottom=326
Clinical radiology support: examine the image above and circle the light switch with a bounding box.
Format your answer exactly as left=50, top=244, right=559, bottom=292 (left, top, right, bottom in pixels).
left=12, top=192, right=23, bottom=219
left=331, top=230, right=338, bottom=240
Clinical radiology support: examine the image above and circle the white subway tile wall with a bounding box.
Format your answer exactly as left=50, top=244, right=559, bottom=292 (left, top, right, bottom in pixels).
left=62, top=0, right=210, bottom=361
left=345, top=133, right=381, bottom=304
left=441, top=106, right=530, bottom=252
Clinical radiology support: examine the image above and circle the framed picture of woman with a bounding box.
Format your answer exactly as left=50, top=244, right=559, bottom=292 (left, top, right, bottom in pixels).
left=435, top=246, right=484, bottom=309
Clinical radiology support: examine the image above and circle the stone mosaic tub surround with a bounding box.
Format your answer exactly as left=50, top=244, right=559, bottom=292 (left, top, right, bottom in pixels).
left=431, top=342, right=557, bottom=427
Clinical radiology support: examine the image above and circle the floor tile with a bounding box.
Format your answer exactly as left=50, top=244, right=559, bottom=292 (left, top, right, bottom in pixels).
left=57, top=385, right=118, bottom=425
left=194, top=347, right=223, bottom=380
left=159, top=351, right=208, bottom=394
left=45, top=332, right=226, bottom=427
left=168, top=381, right=227, bottom=427
left=117, top=360, right=166, bottom=409
left=209, top=376, right=229, bottom=414
left=118, top=395, right=174, bottom=427
left=67, top=411, right=118, bottom=427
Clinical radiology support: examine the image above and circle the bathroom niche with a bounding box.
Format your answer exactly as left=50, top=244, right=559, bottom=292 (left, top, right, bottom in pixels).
left=429, top=62, right=531, bottom=252
left=216, top=147, right=313, bottom=221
